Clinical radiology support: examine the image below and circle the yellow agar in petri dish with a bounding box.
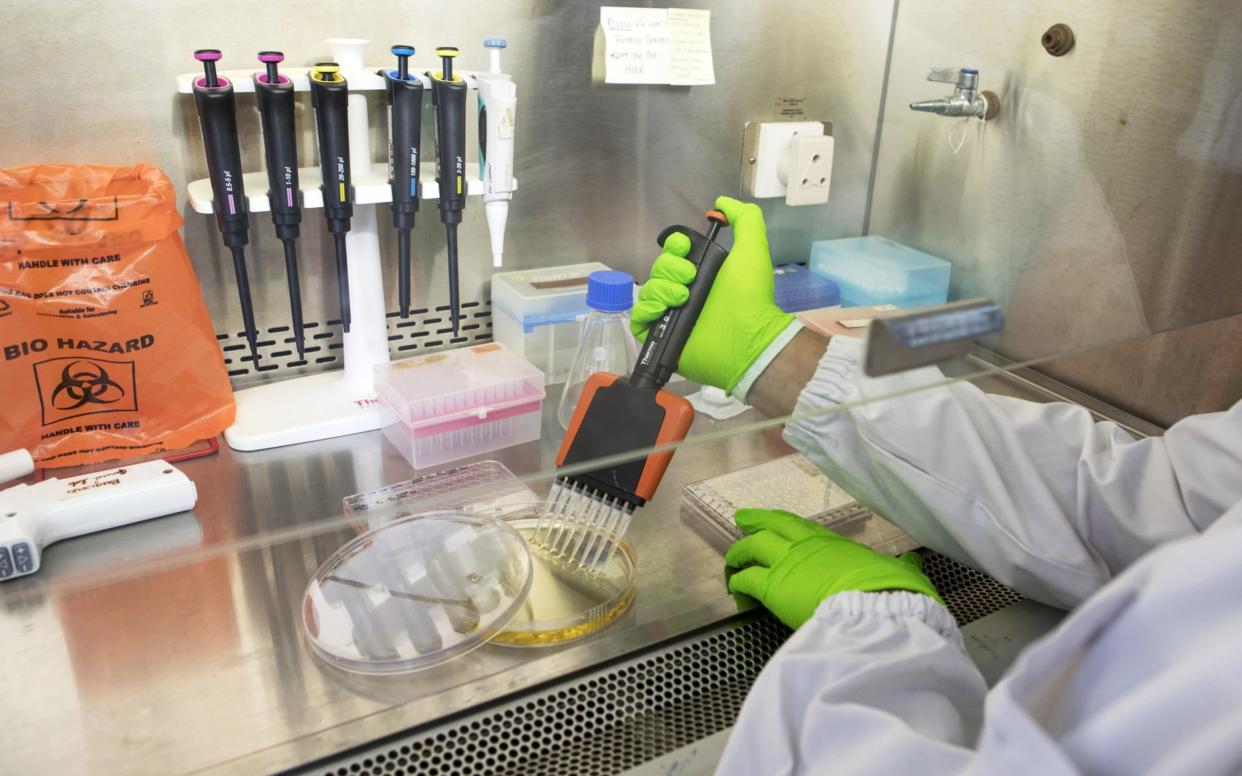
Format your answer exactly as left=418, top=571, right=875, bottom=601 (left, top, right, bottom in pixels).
left=493, top=515, right=637, bottom=646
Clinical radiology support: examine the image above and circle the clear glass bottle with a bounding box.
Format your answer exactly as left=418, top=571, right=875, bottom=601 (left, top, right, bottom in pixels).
left=557, top=271, right=639, bottom=429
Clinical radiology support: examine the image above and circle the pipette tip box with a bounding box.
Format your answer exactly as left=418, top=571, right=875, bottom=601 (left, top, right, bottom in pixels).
left=491, top=262, right=611, bottom=383
left=375, top=344, right=546, bottom=470
left=774, top=263, right=840, bottom=312
left=809, top=236, right=950, bottom=309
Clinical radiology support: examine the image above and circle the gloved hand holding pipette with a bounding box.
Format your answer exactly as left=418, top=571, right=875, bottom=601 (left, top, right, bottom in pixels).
left=630, top=194, right=1242, bottom=775
left=630, top=196, right=797, bottom=401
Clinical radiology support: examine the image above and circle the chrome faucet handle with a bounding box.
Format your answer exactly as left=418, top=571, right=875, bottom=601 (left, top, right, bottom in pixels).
left=926, top=67, right=961, bottom=84
left=927, top=67, right=979, bottom=90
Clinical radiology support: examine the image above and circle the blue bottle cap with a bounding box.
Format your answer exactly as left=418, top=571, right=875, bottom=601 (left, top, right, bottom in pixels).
left=586, top=270, right=634, bottom=312
left=484, top=38, right=508, bottom=49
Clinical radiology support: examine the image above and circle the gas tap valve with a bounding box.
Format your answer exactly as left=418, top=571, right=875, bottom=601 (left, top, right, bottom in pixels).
left=910, top=67, right=999, bottom=120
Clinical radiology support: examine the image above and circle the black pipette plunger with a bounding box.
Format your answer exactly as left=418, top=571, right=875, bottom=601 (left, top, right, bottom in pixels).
left=254, top=50, right=306, bottom=359
left=383, top=44, right=424, bottom=318
left=431, top=46, right=467, bottom=334
left=309, top=62, right=354, bottom=333
left=192, top=48, right=260, bottom=364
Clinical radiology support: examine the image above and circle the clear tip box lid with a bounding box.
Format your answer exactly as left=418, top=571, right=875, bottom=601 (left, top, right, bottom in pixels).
left=374, top=343, right=546, bottom=429
left=491, top=262, right=610, bottom=330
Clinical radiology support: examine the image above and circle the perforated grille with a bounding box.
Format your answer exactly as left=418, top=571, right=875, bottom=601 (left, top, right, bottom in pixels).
left=307, top=614, right=789, bottom=776
left=216, top=301, right=493, bottom=382
left=302, top=554, right=1022, bottom=776
left=922, top=552, right=1025, bottom=624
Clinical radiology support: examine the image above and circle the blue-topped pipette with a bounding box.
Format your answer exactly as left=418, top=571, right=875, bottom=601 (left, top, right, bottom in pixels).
left=381, top=44, right=424, bottom=318
left=476, top=38, right=516, bottom=268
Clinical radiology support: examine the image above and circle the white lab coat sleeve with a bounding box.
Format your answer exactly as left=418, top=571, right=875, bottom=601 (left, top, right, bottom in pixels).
left=782, top=336, right=1242, bottom=608
left=720, top=509, right=1242, bottom=776
left=718, top=591, right=984, bottom=775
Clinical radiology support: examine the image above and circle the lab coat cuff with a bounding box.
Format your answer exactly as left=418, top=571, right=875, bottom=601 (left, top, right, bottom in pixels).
left=815, top=590, right=964, bottom=648
left=733, top=319, right=804, bottom=403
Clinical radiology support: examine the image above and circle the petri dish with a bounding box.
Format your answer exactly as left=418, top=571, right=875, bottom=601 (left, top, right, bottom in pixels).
left=492, top=511, right=636, bottom=647
left=302, top=511, right=534, bottom=674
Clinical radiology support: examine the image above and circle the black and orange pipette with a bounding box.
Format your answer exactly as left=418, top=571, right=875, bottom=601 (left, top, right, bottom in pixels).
left=535, top=209, right=732, bottom=566
left=191, top=49, right=260, bottom=364
left=309, top=62, right=354, bottom=332
left=253, top=51, right=305, bottom=358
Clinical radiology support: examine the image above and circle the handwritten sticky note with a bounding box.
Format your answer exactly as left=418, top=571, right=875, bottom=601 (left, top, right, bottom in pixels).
left=600, top=7, right=714, bottom=86
left=601, top=7, right=671, bottom=84
left=668, top=8, right=714, bottom=85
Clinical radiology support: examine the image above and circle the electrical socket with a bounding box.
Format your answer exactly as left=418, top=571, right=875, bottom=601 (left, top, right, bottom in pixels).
left=741, top=120, right=833, bottom=206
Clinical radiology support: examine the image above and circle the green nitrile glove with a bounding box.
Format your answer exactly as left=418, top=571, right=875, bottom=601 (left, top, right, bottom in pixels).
left=725, top=508, right=943, bottom=630
left=630, top=196, right=795, bottom=394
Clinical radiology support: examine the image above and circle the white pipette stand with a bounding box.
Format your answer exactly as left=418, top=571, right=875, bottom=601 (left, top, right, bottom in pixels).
left=176, top=38, right=517, bottom=451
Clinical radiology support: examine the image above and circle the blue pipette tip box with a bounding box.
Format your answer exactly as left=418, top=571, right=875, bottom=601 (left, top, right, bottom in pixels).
left=773, top=263, right=840, bottom=313
left=809, top=236, right=951, bottom=309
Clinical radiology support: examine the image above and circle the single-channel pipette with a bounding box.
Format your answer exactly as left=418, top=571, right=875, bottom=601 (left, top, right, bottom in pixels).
left=430, top=46, right=468, bottom=334
left=476, top=38, right=517, bottom=268
left=253, top=51, right=305, bottom=359
left=191, top=49, right=260, bottom=364
left=309, top=62, right=354, bottom=332
left=381, top=44, right=424, bottom=318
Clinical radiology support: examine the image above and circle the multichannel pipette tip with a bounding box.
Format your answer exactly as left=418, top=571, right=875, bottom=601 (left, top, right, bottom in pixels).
left=532, top=479, right=635, bottom=570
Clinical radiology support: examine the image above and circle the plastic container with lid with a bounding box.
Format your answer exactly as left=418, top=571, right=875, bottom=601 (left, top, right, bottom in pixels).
left=374, top=343, right=545, bottom=469
left=773, top=263, right=840, bottom=312
left=491, top=262, right=611, bottom=383
left=557, top=271, right=639, bottom=429
left=809, top=236, right=951, bottom=309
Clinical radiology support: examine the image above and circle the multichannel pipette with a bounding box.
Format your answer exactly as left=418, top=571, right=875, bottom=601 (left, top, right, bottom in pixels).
left=430, top=46, right=468, bottom=334
left=476, top=38, right=516, bottom=268
left=537, top=210, right=732, bottom=567
left=191, top=49, right=260, bottom=364
left=381, top=44, right=424, bottom=318
left=253, top=51, right=305, bottom=359
left=309, top=62, right=354, bottom=332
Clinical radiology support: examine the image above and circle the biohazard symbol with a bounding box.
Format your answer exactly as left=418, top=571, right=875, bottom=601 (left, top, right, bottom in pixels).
left=49, top=360, right=126, bottom=410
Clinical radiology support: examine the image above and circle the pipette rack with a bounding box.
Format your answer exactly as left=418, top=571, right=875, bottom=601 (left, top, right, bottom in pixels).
left=175, top=38, right=517, bottom=451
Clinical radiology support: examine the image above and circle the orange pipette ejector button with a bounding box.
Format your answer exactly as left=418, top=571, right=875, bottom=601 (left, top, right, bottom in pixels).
left=706, top=209, right=728, bottom=225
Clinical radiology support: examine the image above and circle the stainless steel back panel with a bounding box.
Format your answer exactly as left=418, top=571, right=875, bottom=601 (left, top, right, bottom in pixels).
left=1, top=0, right=895, bottom=385
left=869, top=0, right=1242, bottom=422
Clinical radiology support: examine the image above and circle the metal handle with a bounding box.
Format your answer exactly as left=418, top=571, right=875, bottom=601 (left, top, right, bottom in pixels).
left=862, top=299, right=1005, bottom=377
left=927, top=67, right=978, bottom=90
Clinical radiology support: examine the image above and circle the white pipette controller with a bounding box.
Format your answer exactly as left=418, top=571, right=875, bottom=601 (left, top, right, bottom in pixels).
left=0, top=460, right=197, bottom=581
left=476, top=38, right=517, bottom=268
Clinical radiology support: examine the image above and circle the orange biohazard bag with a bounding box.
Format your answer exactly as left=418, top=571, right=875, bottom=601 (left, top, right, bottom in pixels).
left=0, top=163, right=235, bottom=468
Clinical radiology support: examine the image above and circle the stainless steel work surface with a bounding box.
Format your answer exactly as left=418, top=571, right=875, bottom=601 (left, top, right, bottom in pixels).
left=0, top=368, right=1123, bottom=775
left=0, top=393, right=795, bottom=776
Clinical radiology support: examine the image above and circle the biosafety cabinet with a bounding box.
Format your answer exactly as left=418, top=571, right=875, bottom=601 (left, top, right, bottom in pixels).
left=2, top=1, right=1239, bottom=773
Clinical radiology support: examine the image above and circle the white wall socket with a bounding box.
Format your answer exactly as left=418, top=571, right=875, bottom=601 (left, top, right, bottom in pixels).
left=741, top=120, right=833, bottom=206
